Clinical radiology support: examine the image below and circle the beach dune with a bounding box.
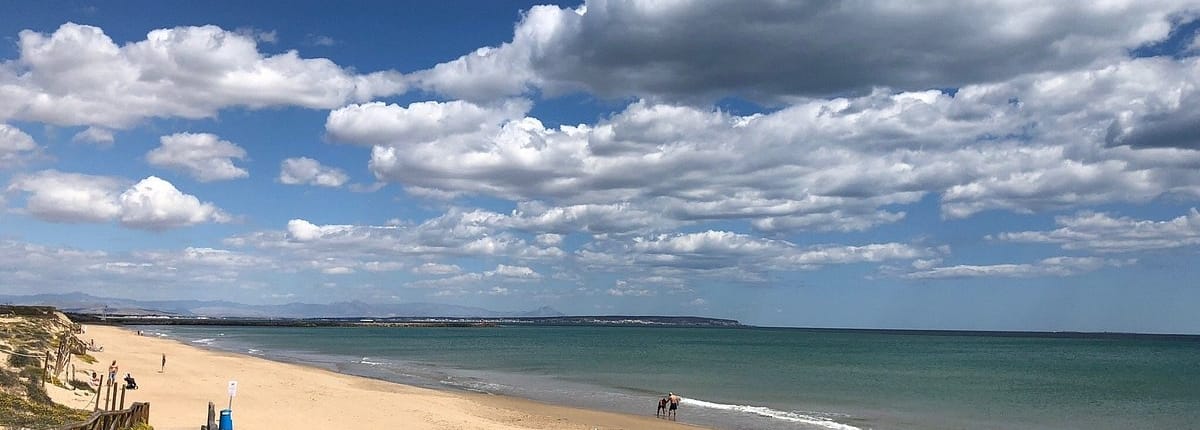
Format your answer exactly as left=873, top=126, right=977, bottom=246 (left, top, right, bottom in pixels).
left=65, top=325, right=700, bottom=430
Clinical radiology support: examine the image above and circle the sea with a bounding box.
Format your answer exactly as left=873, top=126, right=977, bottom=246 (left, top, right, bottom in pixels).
left=137, top=325, right=1200, bottom=430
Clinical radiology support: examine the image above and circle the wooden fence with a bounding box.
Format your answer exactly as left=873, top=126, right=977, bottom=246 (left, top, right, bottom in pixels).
left=58, top=402, right=150, bottom=430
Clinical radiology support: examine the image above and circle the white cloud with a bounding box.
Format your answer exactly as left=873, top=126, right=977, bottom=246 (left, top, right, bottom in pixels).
left=486, top=286, right=511, bottom=296
left=235, top=27, right=277, bottom=44
left=535, top=233, right=563, bottom=247
left=8, top=170, right=123, bottom=222
left=147, top=133, right=248, bottom=182
left=406, top=264, right=541, bottom=292
left=331, top=55, right=1200, bottom=230
left=117, top=176, right=231, bottom=229
left=494, top=264, right=540, bottom=279
left=286, top=219, right=354, bottom=241
left=903, top=256, right=1133, bottom=279
left=0, top=23, right=406, bottom=128
left=279, top=157, right=349, bottom=187
left=602, top=230, right=931, bottom=276
left=0, top=124, right=40, bottom=166
left=8, top=171, right=228, bottom=229
left=71, top=126, right=114, bottom=145
left=326, top=99, right=530, bottom=146
left=607, top=280, right=655, bottom=297
left=307, top=34, right=336, bottom=47
left=0, top=240, right=272, bottom=294
left=413, top=1, right=1187, bottom=101
left=413, top=262, right=462, bottom=275
left=994, top=208, right=1200, bottom=253
left=321, top=266, right=354, bottom=275
left=240, top=211, right=559, bottom=263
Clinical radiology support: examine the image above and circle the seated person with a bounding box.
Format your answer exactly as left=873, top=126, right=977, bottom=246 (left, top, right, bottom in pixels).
left=89, top=371, right=100, bottom=387
left=123, top=373, right=138, bottom=389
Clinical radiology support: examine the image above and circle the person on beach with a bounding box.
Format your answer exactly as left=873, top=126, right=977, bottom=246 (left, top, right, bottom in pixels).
left=124, top=373, right=138, bottom=389
left=657, top=396, right=668, bottom=416
left=108, top=361, right=118, bottom=385
left=161, top=353, right=166, bottom=373
left=668, top=392, right=681, bottom=419
left=89, top=371, right=99, bottom=388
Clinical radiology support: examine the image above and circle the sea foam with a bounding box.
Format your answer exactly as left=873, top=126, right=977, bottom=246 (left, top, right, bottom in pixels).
left=681, top=398, right=861, bottom=430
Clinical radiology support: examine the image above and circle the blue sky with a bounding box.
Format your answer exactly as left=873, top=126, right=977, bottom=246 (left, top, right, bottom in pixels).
left=2, top=1, right=1200, bottom=332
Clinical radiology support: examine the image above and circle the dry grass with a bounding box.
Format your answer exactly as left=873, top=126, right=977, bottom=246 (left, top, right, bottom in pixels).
left=0, top=308, right=95, bottom=429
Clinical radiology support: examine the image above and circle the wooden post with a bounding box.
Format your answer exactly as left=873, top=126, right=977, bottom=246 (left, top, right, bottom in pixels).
left=119, top=385, right=127, bottom=410
left=42, top=351, right=49, bottom=386
left=102, top=379, right=110, bottom=411
left=95, top=374, right=105, bottom=411
left=207, top=401, right=217, bottom=430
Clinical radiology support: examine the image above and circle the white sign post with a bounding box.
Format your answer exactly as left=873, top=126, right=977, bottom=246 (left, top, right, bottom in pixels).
left=227, top=380, right=238, bottom=409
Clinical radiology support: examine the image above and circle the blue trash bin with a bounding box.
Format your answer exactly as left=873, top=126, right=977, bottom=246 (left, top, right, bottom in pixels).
left=219, top=409, right=233, bottom=430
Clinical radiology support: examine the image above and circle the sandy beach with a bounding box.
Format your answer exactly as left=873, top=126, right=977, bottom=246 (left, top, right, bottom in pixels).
left=54, top=325, right=701, bottom=430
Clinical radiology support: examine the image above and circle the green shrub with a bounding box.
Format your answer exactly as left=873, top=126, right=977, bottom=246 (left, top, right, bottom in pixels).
left=68, top=379, right=95, bottom=392
left=0, top=368, right=20, bottom=386
left=7, top=350, right=41, bottom=368
left=0, top=391, right=91, bottom=429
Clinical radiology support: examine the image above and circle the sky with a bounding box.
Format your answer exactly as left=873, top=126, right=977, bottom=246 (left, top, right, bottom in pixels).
left=2, top=1, right=1200, bottom=332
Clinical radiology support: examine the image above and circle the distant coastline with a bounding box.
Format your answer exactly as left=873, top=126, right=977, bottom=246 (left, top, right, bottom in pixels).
left=66, top=312, right=747, bottom=328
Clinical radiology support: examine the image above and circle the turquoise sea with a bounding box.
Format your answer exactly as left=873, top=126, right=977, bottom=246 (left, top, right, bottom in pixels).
left=140, top=325, right=1200, bottom=430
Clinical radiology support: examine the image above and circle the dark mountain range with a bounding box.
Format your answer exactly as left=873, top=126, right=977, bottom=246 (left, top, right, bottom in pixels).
left=0, top=292, right=563, bottom=318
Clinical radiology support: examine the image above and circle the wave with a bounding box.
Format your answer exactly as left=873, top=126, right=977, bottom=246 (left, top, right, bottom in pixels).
left=681, top=398, right=861, bottom=430
left=191, top=338, right=216, bottom=345
left=359, top=357, right=385, bottom=366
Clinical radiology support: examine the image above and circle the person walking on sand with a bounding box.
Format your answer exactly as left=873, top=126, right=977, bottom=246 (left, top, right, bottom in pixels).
left=668, top=392, right=681, bottom=419
left=160, top=353, right=166, bottom=373
left=107, top=361, right=118, bottom=385
left=657, top=396, right=668, bottom=416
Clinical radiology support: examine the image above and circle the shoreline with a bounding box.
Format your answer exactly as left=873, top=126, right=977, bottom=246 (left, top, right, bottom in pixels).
left=62, top=324, right=706, bottom=430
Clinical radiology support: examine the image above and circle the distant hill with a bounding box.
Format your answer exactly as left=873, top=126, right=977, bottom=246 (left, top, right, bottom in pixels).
left=0, top=292, right=563, bottom=319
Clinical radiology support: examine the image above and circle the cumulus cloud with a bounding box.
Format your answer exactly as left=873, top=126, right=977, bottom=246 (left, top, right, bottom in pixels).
left=0, top=23, right=406, bottom=128
left=413, top=1, right=1188, bottom=101
left=147, top=133, right=248, bottom=182
left=535, top=233, right=563, bottom=247
left=0, top=124, right=40, bottom=166
left=0, top=240, right=273, bottom=294
left=407, top=264, right=542, bottom=291
left=331, top=54, right=1200, bottom=229
left=326, top=99, right=530, bottom=146
left=494, top=264, right=540, bottom=279
left=903, top=256, right=1133, bottom=279
left=71, top=126, right=114, bottom=145
left=117, top=176, right=231, bottom=229
left=70, top=126, right=114, bottom=147
left=286, top=219, right=354, bottom=241
left=7, top=170, right=229, bottom=229
left=619, top=230, right=930, bottom=274
left=413, top=262, right=462, bottom=275
left=279, top=157, right=349, bottom=187
left=993, top=208, right=1200, bottom=253
left=235, top=212, right=562, bottom=265
left=607, top=280, right=654, bottom=297
left=7, top=170, right=123, bottom=222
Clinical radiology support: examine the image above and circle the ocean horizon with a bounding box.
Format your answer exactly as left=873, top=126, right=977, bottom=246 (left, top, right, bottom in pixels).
left=137, top=324, right=1200, bottom=430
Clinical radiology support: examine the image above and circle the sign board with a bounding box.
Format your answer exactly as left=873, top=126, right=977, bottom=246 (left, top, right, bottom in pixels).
left=228, top=380, right=238, bottom=398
